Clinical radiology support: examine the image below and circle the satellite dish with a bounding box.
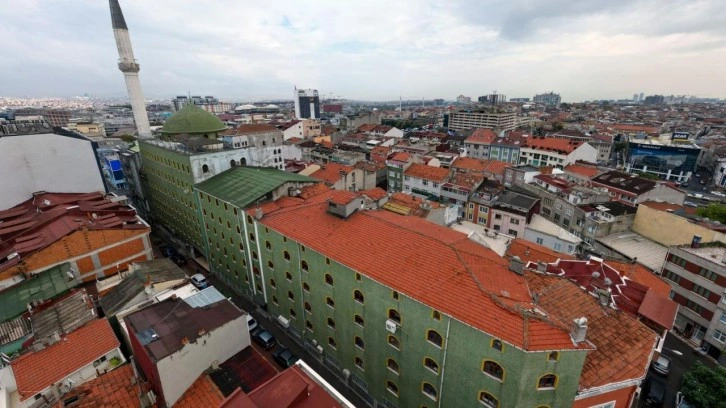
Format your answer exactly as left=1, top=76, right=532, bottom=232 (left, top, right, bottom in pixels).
left=66, top=270, right=75, bottom=280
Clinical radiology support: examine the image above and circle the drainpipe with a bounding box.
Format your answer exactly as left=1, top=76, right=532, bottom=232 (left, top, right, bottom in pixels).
left=437, top=317, right=451, bottom=408
left=253, top=220, right=267, bottom=304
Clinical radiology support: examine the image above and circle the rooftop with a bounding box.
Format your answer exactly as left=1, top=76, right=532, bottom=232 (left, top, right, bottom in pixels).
left=310, top=163, right=355, bottom=185
left=564, top=163, right=601, bottom=178
left=221, top=124, right=279, bottom=135
left=31, top=290, right=96, bottom=347
left=465, top=128, right=498, bottom=144
left=505, top=238, right=572, bottom=264
left=174, top=373, right=226, bottom=408
left=596, top=232, right=668, bottom=271
left=450, top=157, right=487, bottom=172
left=526, top=214, right=582, bottom=244
left=194, top=167, right=317, bottom=209
left=495, top=190, right=539, bottom=212
left=521, top=136, right=582, bottom=154
left=591, top=170, right=656, bottom=195
left=53, top=363, right=149, bottom=408
left=677, top=244, right=726, bottom=266
left=404, top=163, right=450, bottom=182
left=161, top=104, right=227, bottom=135
left=257, top=196, right=583, bottom=352
left=11, top=319, right=120, bottom=401
left=579, top=201, right=638, bottom=217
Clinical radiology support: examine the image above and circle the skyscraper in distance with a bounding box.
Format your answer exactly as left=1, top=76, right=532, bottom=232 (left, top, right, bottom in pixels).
left=294, top=87, right=320, bottom=119
left=109, top=0, right=152, bottom=139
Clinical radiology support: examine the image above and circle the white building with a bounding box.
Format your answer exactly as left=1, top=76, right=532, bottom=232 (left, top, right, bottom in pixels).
left=447, top=111, right=518, bottom=131
left=519, top=138, right=598, bottom=168
left=524, top=214, right=582, bottom=255
left=294, top=88, right=320, bottom=119
left=403, top=163, right=450, bottom=199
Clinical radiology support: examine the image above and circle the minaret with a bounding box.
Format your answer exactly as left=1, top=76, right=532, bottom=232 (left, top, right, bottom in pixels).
left=109, top=0, right=152, bottom=139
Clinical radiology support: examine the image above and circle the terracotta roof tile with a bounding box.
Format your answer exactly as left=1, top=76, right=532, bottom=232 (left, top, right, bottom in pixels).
left=310, top=163, right=354, bottom=185
left=173, top=374, right=225, bottom=408
left=298, top=183, right=331, bottom=200
left=522, top=137, right=582, bottom=154
left=12, top=319, right=120, bottom=401
left=404, top=163, right=450, bottom=182
left=387, top=152, right=410, bottom=162
left=328, top=190, right=358, bottom=206
left=564, top=163, right=600, bottom=178
left=360, top=187, right=388, bottom=201
left=465, top=128, right=498, bottom=144
left=482, top=160, right=510, bottom=176
left=451, top=157, right=487, bottom=172
left=53, top=364, right=149, bottom=408
left=505, top=238, right=573, bottom=264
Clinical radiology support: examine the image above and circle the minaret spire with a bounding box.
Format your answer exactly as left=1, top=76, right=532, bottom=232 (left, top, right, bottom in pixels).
left=109, top=0, right=152, bottom=139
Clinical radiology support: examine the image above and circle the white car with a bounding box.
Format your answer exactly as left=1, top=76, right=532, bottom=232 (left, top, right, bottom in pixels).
left=676, top=391, right=693, bottom=408
left=246, top=315, right=258, bottom=332
left=711, top=191, right=725, bottom=197
left=190, top=273, right=209, bottom=289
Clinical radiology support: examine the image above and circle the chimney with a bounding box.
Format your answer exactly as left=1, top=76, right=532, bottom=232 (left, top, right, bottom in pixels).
left=254, top=207, right=263, bottom=220
left=691, top=235, right=702, bottom=248
left=597, top=288, right=611, bottom=306
left=509, top=256, right=524, bottom=275
left=571, top=317, right=588, bottom=344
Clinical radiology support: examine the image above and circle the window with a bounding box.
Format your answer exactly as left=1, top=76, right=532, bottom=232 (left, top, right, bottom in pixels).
left=491, top=339, right=503, bottom=351
left=386, top=380, right=399, bottom=396
left=478, top=391, right=499, bottom=408
left=537, top=374, right=557, bottom=389
left=326, top=257, right=331, bottom=265
left=328, top=337, right=336, bottom=349
left=252, top=251, right=258, bottom=260
left=289, top=308, right=296, bottom=318
left=202, top=164, right=209, bottom=173
left=392, top=291, right=399, bottom=300
left=388, top=335, right=400, bottom=350
left=713, top=329, right=726, bottom=343
left=388, top=309, right=401, bottom=324
left=301, top=261, right=309, bottom=272
left=306, top=320, right=313, bottom=331
left=693, top=284, right=711, bottom=299
left=387, top=359, right=400, bottom=374
left=494, top=214, right=502, bottom=220
left=536, top=237, right=544, bottom=245
left=548, top=351, right=559, bottom=361
left=685, top=299, right=704, bottom=314
left=355, top=336, right=365, bottom=350
left=269, top=278, right=276, bottom=289
left=265, top=241, right=271, bottom=250
left=355, top=356, right=364, bottom=371
left=508, top=229, right=517, bottom=237
left=720, top=312, right=726, bottom=324
left=267, top=260, right=274, bottom=269
left=422, top=382, right=437, bottom=401
left=511, top=218, right=520, bottom=225
left=326, top=297, right=335, bottom=308
left=304, top=302, right=312, bottom=313
left=93, top=355, right=108, bottom=367
left=354, top=290, right=365, bottom=304
left=303, top=282, right=310, bottom=292
left=327, top=318, right=336, bottom=330
left=662, top=269, right=681, bottom=284
left=432, top=311, right=441, bottom=320
left=288, top=291, right=294, bottom=301
left=325, top=274, right=334, bottom=286
left=286, top=272, right=292, bottom=281
left=272, top=295, right=278, bottom=305
left=249, top=233, right=255, bottom=241
left=427, top=330, right=443, bottom=348
left=355, top=314, right=364, bottom=327
left=284, top=251, right=291, bottom=261
left=482, top=361, right=504, bottom=381
left=355, top=273, right=362, bottom=281
left=424, top=357, right=439, bottom=374
left=699, top=267, right=719, bottom=282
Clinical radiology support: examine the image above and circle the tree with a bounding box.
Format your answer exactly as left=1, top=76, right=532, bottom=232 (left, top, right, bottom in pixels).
left=697, top=204, right=726, bottom=224
left=680, top=362, right=726, bottom=408
left=613, top=142, right=628, bottom=152
left=119, top=134, right=137, bottom=143
left=636, top=172, right=660, bottom=180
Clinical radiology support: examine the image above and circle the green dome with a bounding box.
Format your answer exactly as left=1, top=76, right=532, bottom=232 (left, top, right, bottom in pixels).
left=161, top=104, right=227, bottom=135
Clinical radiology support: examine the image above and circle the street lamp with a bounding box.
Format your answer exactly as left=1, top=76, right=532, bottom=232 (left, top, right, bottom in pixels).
left=661, top=347, right=683, bottom=357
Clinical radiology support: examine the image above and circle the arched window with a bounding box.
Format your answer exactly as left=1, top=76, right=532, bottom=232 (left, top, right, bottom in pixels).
left=354, top=336, right=364, bottom=350
left=537, top=374, right=557, bottom=389
left=265, top=241, right=271, bottom=250
left=240, top=158, right=247, bottom=166
left=478, top=391, right=499, bottom=408
left=305, top=320, right=313, bottom=331
left=230, top=160, right=236, bottom=167
left=287, top=291, right=294, bottom=301
left=269, top=278, right=276, bottom=289
left=424, top=357, right=439, bottom=374
left=302, top=282, right=310, bottom=292
left=388, top=309, right=401, bottom=324
left=285, top=272, right=292, bottom=281
left=491, top=339, right=503, bottom=351
left=328, top=337, right=336, bottom=349
left=422, top=382, right=437, bottom=401
left=272, top=295, right=278, bottom=305
left=326, top=297, right=335, bottom=308
left=388, top=335, right=400, bottom=350
left=548, top=351, right=559, bottom=362
left=325, top=274, right=334, bottom=286
left=283, top=250, right=291, bottom=261
left=327, top=317, right=336, bottom=329
left=392, top=291, right=399, bottom=300
left=267, top=260, right=274, bottom=269
left=427, top=330, right=443, bottom=348
left=202, top=164, right=209, bottom=173
left=482, top=360, right=504, bottom=381
left=289, top=308, right=296, bottom=318
left=304, top=302, right=312, bottom=313
left=301, top=261, right=309, bottom=272
left=354, top=356, right=364, bottom=370
left=353, top=290, right=364, bottom=304
left=387, top=359, right=399, bottom=374
left=386, top=381, right=398, bottom=396
left=432, top=310, right=441, bottom=320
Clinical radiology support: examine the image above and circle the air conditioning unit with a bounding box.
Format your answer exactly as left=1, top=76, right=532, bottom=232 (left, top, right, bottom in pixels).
left=316, top=345, right=324, bottom=354
left=277, top=315, right=290, bottom=329
left=342, top=369, right=351, bottom=379
left=385, top=319, right=398, bottom=333
left=312, top=339, right=318, bottom=346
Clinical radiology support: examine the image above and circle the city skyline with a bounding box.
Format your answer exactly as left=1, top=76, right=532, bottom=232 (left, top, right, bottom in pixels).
left=1, top=0, right=725, bottom=101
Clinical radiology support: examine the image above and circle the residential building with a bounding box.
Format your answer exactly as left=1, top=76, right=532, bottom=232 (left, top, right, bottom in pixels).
left=524, top=214, right=582, bottom=255
left=455, top=94, right=471, bottom=104
left=403, top=163, right=450, bottom=199
left=563, top=163, right=601, bottom=186
left=383, top=192, right=458, bottom=226
left=661, top=242, right=726, bottom=363
left=590, top=170, right=686, bottom=206
left=67, top=120, right=106, bottom=137
left=504, top=164, right=541, bottom=186
left=487, top=190, right=540, bottom=238
left=280, top=119, right=322, bottom=141
left=311, top=162, right=365, bottom=191
left=125, top=297, right=250, bottom=407
left=0, top=192, right=151, bottom=284
left=632, top=201, right=726, bottom=247
left=353, top=160, right=386, bottom=190
left=447, top=111, right=518, bottom=132
left=172, top=95, right=231, bottom=114
left=576, top=201, right=637, bottom=247
left=489, top=131, right=527, bottom=164
left=294, top=88, right=320, bottom=119
left=464, top=128, right=497, bottom=160
left=440, top=172, right=486, bottom=218
left=52, top=363, right=155, bottom=408
left=0, top=120, right=106, bottom=210
left=532, top=92, right=561, bottom=108
left=589, top=134, right=614, bottom=163
left=518, top=137, right=597, bottom=169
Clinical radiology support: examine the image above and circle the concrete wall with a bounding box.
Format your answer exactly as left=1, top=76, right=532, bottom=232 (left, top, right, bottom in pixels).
left=523, top=229, right=578, bottom=255
left=632, top=205, right=726, bottom=247
left=0, top=133, right=105, bottom=211
left=158, top=314, right=249, bottom=407
left=636, top=184, right=686, bottom=205
left=489, top=209, right=527, bottom=238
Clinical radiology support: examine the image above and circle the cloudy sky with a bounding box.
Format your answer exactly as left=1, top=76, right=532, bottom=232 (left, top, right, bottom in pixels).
left=2, top=0, right=725, bottom=101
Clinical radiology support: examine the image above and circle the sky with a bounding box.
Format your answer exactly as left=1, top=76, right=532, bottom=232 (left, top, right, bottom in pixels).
left=1, top=0, right=725, bottom=102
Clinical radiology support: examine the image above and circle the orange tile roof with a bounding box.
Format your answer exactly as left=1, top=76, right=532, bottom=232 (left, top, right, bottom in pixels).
left=12, top=319, right=120, bottom=401
left=403, top=163, right=450, bottom=182
left=445, top=172, right=485, bottom=190
left=451, top=157, right=487, bottom=172
left=525, top=272, right=657, bottom=390
left=564, top=163, right=600, bottom=178
left=328, top=190, right=358, bottom=206
left=357, top=124, right=377, bottom=132
left=605, top=260, right=671, bottom=298
left=52, top=364, right=150, bottom=408
left=387, top=151, right=410, bottom=162
left=310, top=163, right=354, bottom=185
left=522, top=137, right=582, bottom=154
left=505, top=238, right=573, bottom=264
left=482, top=160, right=509, bottom=176
left=298, top=183, right=331, bottom=200
left=173, top=374, right=225, bottom=408
left=259, top=201, right=582, bottom=351
left=465, top=128, right=498, bottom=144
left=612, top=124, right=659, bottom=134
left=361, top=187, right=388, bottom=201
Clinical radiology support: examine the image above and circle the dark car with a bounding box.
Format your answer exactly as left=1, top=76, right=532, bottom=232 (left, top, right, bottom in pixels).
left=169, top=253, right=187, bottom=266
left=645, top=376, right=667, bottom=406
left=252, top=328, right=276, bottom=350
left=272, top=346, right=299, bottom=368
left=650, top=355, right=671, bottom=376
left=161, top=246, right=178, bottom=258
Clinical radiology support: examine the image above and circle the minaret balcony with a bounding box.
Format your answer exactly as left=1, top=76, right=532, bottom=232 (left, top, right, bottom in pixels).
left=118, top=60, right=140, bottom=73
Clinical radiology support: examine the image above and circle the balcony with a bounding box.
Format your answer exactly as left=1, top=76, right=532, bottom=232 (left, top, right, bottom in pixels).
left=118, top=59, right=140, bottom=73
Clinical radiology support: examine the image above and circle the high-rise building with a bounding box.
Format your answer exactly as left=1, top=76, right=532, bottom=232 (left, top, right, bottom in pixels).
left=109, top=0, right=152, bottom=139
left=633, top=93, right=639, bottom=101
left=447, top=111, right=518, bottom=131
left=639, top=92, right=645, bottom=102
left=533, top=92, right=561, bottom=108
left=294, top=88, right=320, bottom=119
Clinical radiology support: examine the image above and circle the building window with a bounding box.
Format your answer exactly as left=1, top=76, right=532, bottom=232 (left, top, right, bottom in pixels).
left=286, top=272, right=292, bottom=281
left=387, top=359, right=400, bottom=375
left=427, top=330, right=443, bottom=348
left=662, top=269, right=681, bottom=284
left=392, top=291, right=399, bottom=300
left=327, top=317, right=336, bottom=330
left=249, top=233, right=255, bottom=241
left=355, top=314, right=364, bottom=327
left=269, top=279, right=276, bottom=289
left=272, top=295, right=278, bottom=305
left=306, top=320, right=313, bottom=331
left=478, top=391, right=499, bottom=408
left=548, top=351, right=559, bottom=361
left=720, top=312, right=726, bottom=324
left=424, top=357, right=439, bottom=374
left=537, top=374, right=557, bottom=389
left=284, top=251, right=291, bottom=261
left=267, top=260, right=274, bottom=269
left=491, top=339, right=503, bottom=351
left=301, top=261, right=309, bottom=272
left=386, top=380, right=399, bottom=396
left=303, top=282, right=310, bottom=292
left=304, top=302, right=312, bottom=314
left=288, top=291, right=294, bottom=301
left=354, top=290, right=365, bottom=304
left=326, top=297, right=335, bottom=308
left=693, top=284, right=712, bottom=299
left=536, top=237, right=544, bottom=245
left=698, top=267, right=719, bottom=282
left=355, top=356, right=364, bottom=371
left=422, top=382, right=437, bottom=401
left=355, top=336, right=365, bottom=350
left=685, top=300, right=704, bottom=314
left=326, top=257, right=331, bottom=265
left=325, top=274, right=334, bottom=286
left=511, top=218, right=520, bottom=225
left=494, top=214, right=502, bottom=220
left=252, top=251, right=258, bottom=260
left=482, top=360, right=504, bottom=381
left=202, top=164, right=209, bottom=173
left=388, top=309, right=401, bottom=324
left=432, top=311, right=441, bottom=320
left=289, top=308, right=297, bottom=318
left=388, top=335, right=400, bottom=350
left=355, top=273, right=362, bottom=281
left=328, top=337, right=336, bottom=349
left=713, top=329, right=726, bottom=343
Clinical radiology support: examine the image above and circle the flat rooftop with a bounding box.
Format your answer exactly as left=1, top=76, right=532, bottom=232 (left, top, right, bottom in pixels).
left=678, top=244, right=726, bottom=266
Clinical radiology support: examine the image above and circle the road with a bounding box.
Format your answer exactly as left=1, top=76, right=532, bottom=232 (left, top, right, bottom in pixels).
left=636, top=334, right=717, bottom=407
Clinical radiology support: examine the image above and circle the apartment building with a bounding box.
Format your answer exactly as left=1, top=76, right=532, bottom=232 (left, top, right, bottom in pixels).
left=386, top=152, right=414, bottom=193
left=590, top=170, right=686, bottom=206
left=464, top=128, right=498, bottom=160
left=519, top=137, right=597, bottom=169
left=447, top=111, right=518, bottom=132
left=403, top=163, right=450, bottom=199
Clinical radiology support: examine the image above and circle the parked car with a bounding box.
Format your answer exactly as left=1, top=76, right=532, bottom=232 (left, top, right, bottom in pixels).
left=645, top=376, right=667, bottom=406
left=650, top=354, right=672, bottom=376
left=711, top=191, right=726, bottom=197
left=272, top=346, right=299, bottom=368
left=252, top=328, right=276, bottom=350
left=169, top=253, right=187, bottom=266
left=190, top=273, right=209, bottom=289
left=161, top=246, right=178, bottom=258
left=246, top=315, right=258, bottom=332
left=675, top=392, right=693, bottom=408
